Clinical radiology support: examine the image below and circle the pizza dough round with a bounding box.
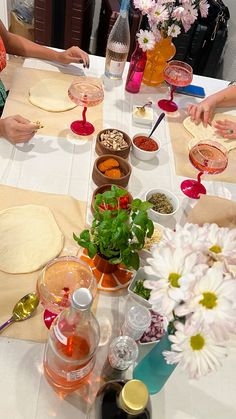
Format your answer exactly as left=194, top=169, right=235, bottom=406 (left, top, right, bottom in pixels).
left=29, top=78, right=77, bottom=112
left=183, top=116, right=233, bottom=151
left=0, top=205, right=64, bottom=274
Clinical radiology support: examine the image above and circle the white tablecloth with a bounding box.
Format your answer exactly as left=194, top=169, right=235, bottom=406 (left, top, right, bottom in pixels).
left=0, top=55, right=236, bottom=419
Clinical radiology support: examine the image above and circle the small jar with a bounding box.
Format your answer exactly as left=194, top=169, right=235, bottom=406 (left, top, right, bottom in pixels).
left=108, top=335, right=139, bottom=370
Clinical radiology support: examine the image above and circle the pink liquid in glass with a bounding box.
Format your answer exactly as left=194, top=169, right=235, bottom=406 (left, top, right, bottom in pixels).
left=68, top=77, right=104, bottom=136
left=158, top=60, right=193, bottom=112
left=189, top=142, right=228, bottom=174
left=181, top=141, right=228, bottom=199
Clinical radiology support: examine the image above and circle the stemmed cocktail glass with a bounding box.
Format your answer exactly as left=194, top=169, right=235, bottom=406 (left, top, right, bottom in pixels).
left=158, top=60, right=193, bottom=112
left=181, top=140, right=228, bottom=199
left=36, top=256, right=97, bottom=328
left=68, top=77, right=104, bottom=136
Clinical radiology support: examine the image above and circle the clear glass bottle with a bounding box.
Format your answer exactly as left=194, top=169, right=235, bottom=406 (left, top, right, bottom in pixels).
left=43, top=288, right=100, bottom=393
left=105, top=0, right=130, bottom=80
left=125, top=41, right=147, bottom=93
left=122, top=304, right=151, bottom=341
left=88, top=379, right=152, bottom=418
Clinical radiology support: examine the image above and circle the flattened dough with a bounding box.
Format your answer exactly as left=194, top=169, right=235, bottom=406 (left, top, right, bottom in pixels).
left=0, top=205, right=64, bottom=274
left=183, top=116, right=236, bottom=151
left=29, top=78, right=77, bottom=112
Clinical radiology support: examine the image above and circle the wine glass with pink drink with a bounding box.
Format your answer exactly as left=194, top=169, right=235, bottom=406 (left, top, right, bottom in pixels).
left=68, top=77, right=104, bottom=136
left=158, top=60, right=193, bottom=112
left=181, top=140, right=228, bottom=199
left=36, top=256, right=97, bottom=329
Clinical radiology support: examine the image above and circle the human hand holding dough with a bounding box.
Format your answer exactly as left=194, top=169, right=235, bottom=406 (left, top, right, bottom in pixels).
left=183, top=116, right=236, bottom=152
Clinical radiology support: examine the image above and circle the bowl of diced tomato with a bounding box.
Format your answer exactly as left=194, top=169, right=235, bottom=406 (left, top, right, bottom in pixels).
left=91, top=184, right=133, bottom=215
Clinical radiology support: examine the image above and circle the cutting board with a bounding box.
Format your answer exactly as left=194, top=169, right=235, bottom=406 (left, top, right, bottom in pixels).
left=2, top=67, right=103, bottom=138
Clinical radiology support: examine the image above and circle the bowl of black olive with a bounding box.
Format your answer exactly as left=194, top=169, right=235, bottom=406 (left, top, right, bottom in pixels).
left=145, top=188, right=179, bottom=222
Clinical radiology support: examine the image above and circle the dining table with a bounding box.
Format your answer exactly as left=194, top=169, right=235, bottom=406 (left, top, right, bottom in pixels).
left=0, top=53, right=236, bottom=419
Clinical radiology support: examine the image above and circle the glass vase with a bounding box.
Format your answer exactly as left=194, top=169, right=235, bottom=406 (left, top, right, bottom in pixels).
left=142, top=37, right=176, bottom=87
left=133, top=332, right=176, bottom=395
left=125, top=42, right=147, bottom=93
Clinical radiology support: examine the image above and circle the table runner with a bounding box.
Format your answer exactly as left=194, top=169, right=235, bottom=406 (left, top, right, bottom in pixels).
left=0, top=184, right=86, bottom=342
left=2, top=67, right=103, bottom=138
left=168, top=109, right=236, bottom=183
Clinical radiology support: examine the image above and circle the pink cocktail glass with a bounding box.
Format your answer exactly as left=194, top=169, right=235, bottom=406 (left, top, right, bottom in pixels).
left=68, top=77, right=104, bottom=136
left=36, top=256, right=97, bottom=328
left=181, top=140, right=228, bottom=199
left=158, top=60, right=193, bottom=112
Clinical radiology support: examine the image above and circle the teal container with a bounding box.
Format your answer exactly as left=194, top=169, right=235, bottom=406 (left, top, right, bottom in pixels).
left=133, top=333, right=176, bottom=395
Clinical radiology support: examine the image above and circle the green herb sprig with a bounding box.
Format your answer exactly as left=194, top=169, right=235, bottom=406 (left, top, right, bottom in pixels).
left=73, top=185, right=154, bottom=270
left=133, top=279, right=151, bottom=300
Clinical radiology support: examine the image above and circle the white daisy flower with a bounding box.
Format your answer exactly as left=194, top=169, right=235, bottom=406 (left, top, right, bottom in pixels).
left=137, top=29, right=156, bottom=51
left=160, top=223, right=208, bottom=253
left=206, top=223, right=236, bottom=261
left=175, top=266, right=236, bottom=340
left=199, top=0, right=210, bottom=18
left=167, top=24, right=181, bottom=38
left=144, top=246, right=206, bottom=320
left=164, top=322, right=227, bottom=379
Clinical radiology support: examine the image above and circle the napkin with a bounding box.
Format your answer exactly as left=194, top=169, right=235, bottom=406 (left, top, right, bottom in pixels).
left=187, top=194, right=236, bottom=227
left=0, top=184, right=86, bottom=342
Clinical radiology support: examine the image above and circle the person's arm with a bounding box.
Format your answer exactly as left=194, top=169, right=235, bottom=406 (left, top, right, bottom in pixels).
left=0, top=20, right=89, bottom=67
left=188, top=85, right=236, bottom=126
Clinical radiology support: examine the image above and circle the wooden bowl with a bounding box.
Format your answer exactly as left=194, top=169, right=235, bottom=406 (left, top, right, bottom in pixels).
left=95, top=128, right=131, bottom=159
left=92, top=154, right=132, bottom=187
left=91, top=184, right=133, bottom=215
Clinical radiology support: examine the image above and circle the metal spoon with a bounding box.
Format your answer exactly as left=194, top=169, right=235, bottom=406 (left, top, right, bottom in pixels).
left=148, top=112, right=165, bottom=138
left=0, top=292, right=39, bottom=333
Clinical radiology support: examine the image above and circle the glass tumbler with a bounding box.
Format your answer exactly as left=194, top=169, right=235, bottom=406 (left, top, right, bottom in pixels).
left=122, top=304, right=151, bottom=341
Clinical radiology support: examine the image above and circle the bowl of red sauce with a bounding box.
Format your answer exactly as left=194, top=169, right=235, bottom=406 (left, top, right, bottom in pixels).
left=132, top=133, right=160, bottom=161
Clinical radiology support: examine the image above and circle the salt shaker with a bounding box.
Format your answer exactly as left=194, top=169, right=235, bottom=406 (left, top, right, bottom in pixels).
left=108, top=336, right=139, bottom=370
left=122, top=304, right=151, bottom=341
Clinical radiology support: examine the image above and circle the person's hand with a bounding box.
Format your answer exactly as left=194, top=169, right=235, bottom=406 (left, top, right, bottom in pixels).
left=213, top=119, right=236, bottom=139
left=187, top=97, right=217, bottom=127
left=0, top=115, right=38, bottom=144
left=57, top=46, right=89, bottom=68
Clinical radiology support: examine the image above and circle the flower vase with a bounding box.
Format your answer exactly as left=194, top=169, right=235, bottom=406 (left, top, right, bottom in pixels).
left=133, top=332, right=176, bottom=394
left=142, top=37, right=176, bottom=86
left=125, top=42, right=147, bottom=93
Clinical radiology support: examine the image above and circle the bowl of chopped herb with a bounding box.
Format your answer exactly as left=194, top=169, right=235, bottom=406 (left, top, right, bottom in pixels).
left=145, top=188, right=179, bottom=222
left=128, top=268, right=152, bottom=309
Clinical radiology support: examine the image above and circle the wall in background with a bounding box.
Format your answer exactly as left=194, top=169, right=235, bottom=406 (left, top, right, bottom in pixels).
left=223, top=0, right=236, bottom=81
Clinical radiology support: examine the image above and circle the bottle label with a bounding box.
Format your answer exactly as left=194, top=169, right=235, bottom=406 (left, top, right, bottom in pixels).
left=66, top=357, right=95, bottom=381
left=54, top=323, right=67, bottom=346
left=109, top=60, right=126, bottom=78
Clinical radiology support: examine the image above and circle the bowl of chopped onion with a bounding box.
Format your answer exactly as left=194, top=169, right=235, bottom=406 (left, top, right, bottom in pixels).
left=139, top=309, right=166, bottom=346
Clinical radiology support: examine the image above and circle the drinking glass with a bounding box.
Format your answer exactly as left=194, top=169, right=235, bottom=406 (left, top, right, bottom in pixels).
left=158, top=60, right=193, bottom=112
left=181, top=140, right=228, bottom=199
left=68, top=77, right=104, bottom=136
left=36, top=256, right=97, bottom=328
